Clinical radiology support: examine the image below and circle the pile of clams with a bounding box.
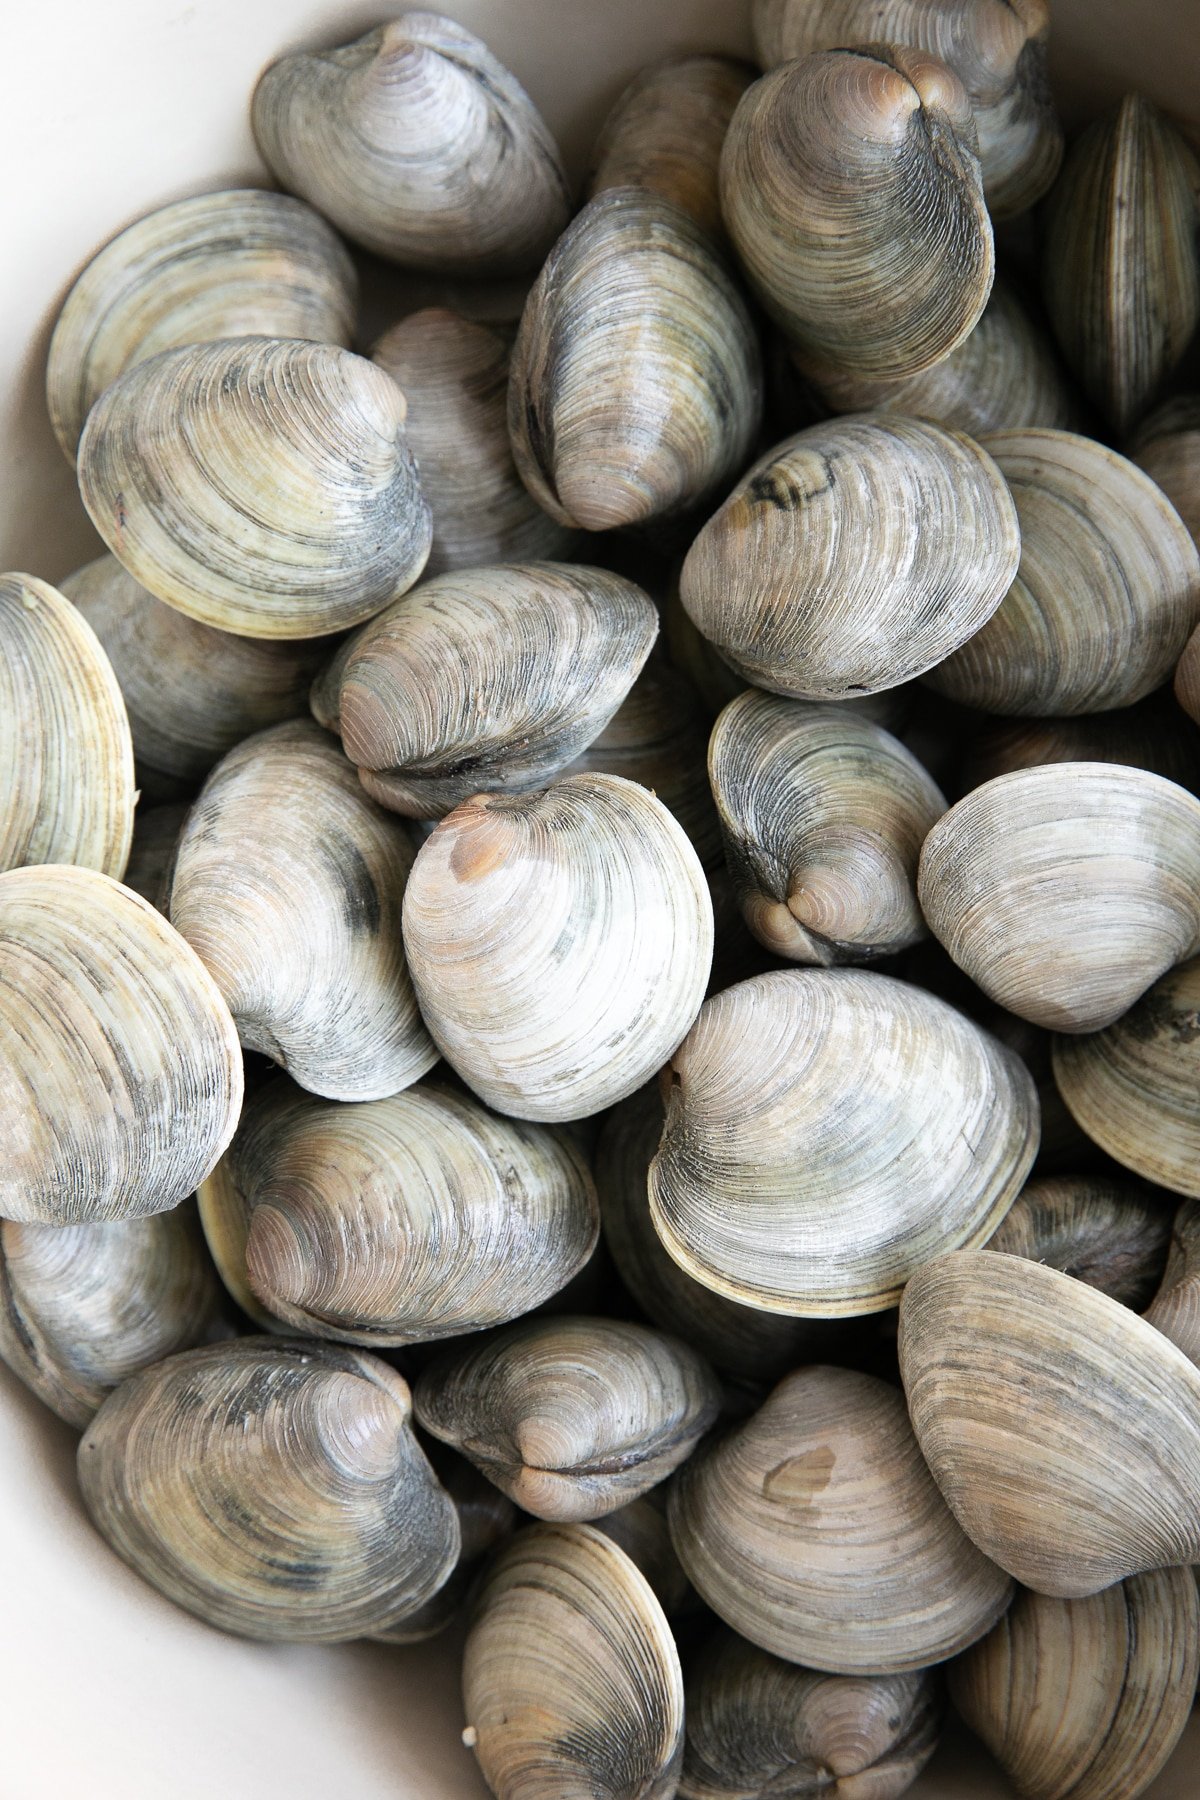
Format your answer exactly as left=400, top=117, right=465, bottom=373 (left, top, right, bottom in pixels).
left=6, top=4, right=1200, bottom=1798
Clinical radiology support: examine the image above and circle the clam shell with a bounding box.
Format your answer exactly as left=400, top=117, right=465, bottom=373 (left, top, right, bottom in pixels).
left=1130, top=395, right=1200, bottom=552
left=167, top=719, right=436, bottom=1101
left=984, top=1175, right=1172, bottom=1310
left=77, top=337, right=432, bottom=639
left=963, top=693, right=1200, bottom=796
left=0, top=866, right=242, bottom=1224
left=593, top=1497, right=692, bottom=1619
left=46, top=188, right=357, bottom=458
left=899, top=1250, right=1200, bottom=1595
left=649, top=968, right=1038, bottom=1317
left=0, top=572, right=134, bottom=878
left=1145, top=1200, right=1200, bottom=1368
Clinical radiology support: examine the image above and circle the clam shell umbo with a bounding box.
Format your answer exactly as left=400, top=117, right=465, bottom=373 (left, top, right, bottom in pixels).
left=1145, top=1200, right=1200, bottom=1369
left=984, top=1175, right=1172, bottom=1310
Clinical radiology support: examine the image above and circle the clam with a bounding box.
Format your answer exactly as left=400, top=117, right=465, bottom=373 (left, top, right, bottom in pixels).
left=374, top=1447, right=516, bottom=1645
left=720, top=50, right=993, bottom=380
left=899, top=1250, right=1200, bottom=1595
left=1179, top=625, right=1200, bottom=726
left=668, top=1365, right=1013, bottom=1673
left=1145, top=1201, right=1200, bottom=1368
left=120, top=803, right=189, bottom=911
left=251, top=14, right=570, bottom=272
left=924, top=430, right=1200, bottom=716
left=310, top=564, right=658, bottom=819
left=949, top=1567, right=1200, bottom=1800
left=963, top=694, right=1200, bottom=797
left=593, top=1497, right=692, bottom=1618
left=372, top=309, right=573, bottom=575
left=46, top=188, right=356, bottom=458
left=751, top=0, right=1061, bottom=218
left=508, top=188, right=762, bottom=531
left=0, top=866, right=242, bottom=1225
left=462, top=1521, right=684, bottom=1800
left=167, top=719, right=436, bottom=1101
left=1130, top=395, right=1200, bottom=551
left=709, top=692, right=947, bottom=963
left=985, top=1175, right=1172, bottom=1310
left=649, top=968, right=1038, bottom=1317
left=0, top=572, right=134, bottom=878
left=1052, top=957, right=1200, bottom=1197
left=681, top=1624, right=942, bottom=1800
left=77, top=337, right=432, bottom=639
left=918, top=764, right=1200, bottom=1033
left=1041, top=96, right=1200, bottom=434
left=414, top=1315, right=721, bottom=1520
left=679, top=416, right=1020, bottom=701
left=198, top=1074, right=598, bottom=1345
left=0, top=1203, right=221, bottom=1428
left=402, top=774, right=713, bottom=1122
left=78, top=1338, right=459, bottom=1641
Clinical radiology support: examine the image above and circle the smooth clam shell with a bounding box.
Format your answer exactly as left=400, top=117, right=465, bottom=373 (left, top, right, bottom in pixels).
left=120, top=803, right=189, bottom=912
left=508, top=188, right=763, bottom=531
left=1131, top=395, right=1200, bottom=552
left=963, top=693, right=1200, bottom=797
left=77, top=337, right=432, bottom=639
left=0, top=572, right=134, bottom=878
left=414, top=1315, right=721, bottom=1520
left=1144, top=1200, right=1200, bottom=1368
left=462, top=1522, right=684, bottom=1800
left=679, top=415, right=1020, bottom=701
left=984, top=1175, right=1172, bottom=1310
left=649, top=968, right=1039, bottom=1317
left=46, top=188, right=357, bottom=458
left=720, top=49, right=993, bottom=380
left=668, top=1366, right=1013, bottom=1673
left=310, top=564, right=658, bottom=819
left=899, top=1250, right=1200, bottom=1596
left=402, top=774, right=714, bottom=1122
left=168, top=719, right=436, bottom=1101
left=918, top=763, right=1200, bottom=1033
left=0, top=866, right=242, bottom=1224
left=593, top=1497, right=692, bottom=1619
left=251, top=13, right=570, bottom=273
left=78, top=1338, right=459, bottom=1641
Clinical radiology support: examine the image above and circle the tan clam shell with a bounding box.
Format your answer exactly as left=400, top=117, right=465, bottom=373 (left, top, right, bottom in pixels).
left=402, top=774, right=713, bottom=1122
left=120, top=803, right=189, bottom=912
left=709, top=692, right=947, bottom=964
left=1145, top=1200, right=1200, bottom=1368
left=964, top=693, right=1200, bottom=796
left=462, top=1522, right=684, bottom=1800
left=77, top=337, right=432, bottom=639
left=593, top=1497, right=692, bottom=1619
left=720, top=49, right=993, bottom=381
left=679, top=415, right=1020, bottom=701
left=251, top=14, right=569, bottom=273
left=668, top=1365, right=1013, bottom=1673
left=1131, top=395, right=1200, bottom=551
left=46, top=188, right=357, bottom=459
left=0, top=572, right=134, bottom=878
left=310, top=564, right=658, bottom=819
left=925, top=430, right=1200, bottom=716
left=918, top=763, right=1200, bottom=1033
left=78, top=1338, right=459, bottom=1641
left=508, top=188, right=763, bottom=531
left=649, top=969, right=1038, bottom=1317
left=414, top=1315, right=721, bottom=1520
left=950, top=1567, right=1200, bottom=1800
left=984, top=1175, right=1172, bottom=1310
left=0, top=866, right=242, bottom=1224
left=899, top=1250, right=1200, bottom=1596
left=167, top=719, right=436, bottom=1101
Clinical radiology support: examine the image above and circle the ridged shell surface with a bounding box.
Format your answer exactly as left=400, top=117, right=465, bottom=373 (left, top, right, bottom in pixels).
left=985, top=1175, right=1172, bottom=1310
left=964, top=696, right=1200, bottom=796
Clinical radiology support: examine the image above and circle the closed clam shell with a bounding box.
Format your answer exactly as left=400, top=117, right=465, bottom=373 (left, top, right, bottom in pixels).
left=78, top=1338, right=459, bottom=1641
left=1042, top=96, right=1200, bottom=435
left=593, top=1497, right=692, bottom=1618
left=462, top=1522, right=684, bottom=1800
left=0, top=1203, right=220, bottom=1428
left=709, top=692, right=947, bottom=963
left=46, top=188, right=357, bottom=458
left=168, top=719, right=435, bottom=1101
left=668, top=1365, right=1013, bottom=1673
left=924, top=430, right=1200, bottom=716
left=984, top=1175, right=1172, bottom=1310
left=1130, top=396, right=1200, bottom=551
left=918, top=764, right=1200, bottom=1033
left=77, top=337, right=432, bottom=639
left=251, top=14, right=570, bottom=273
left=949, top=1566, right=1200, bottom=1800
left=680, top=1624, right=942, bottom=1800
left=649, top=968, right=1038, bottom=1317
left=1144, top=1201, right=1200, bottom=1368
left=310, top=564, right=658, bottom=819
left=0, top=573, right=134, bottom=878
left=0, top=866, right=242, bottom=1224
left=402, top=774, right=713, bottom=1122
left=679, top=416, right=1020, bottom=701
left=899, top=1250, right=1200, bottom=1595
left=720, top=50, right=993, bottom=380
left=964, top=694, right=1200, bottom=797
left=508, top=188, right=762, bottom=531
left=415, top=1315, right=721, bottom=1520
left=120, top=803, right=189, bottom=911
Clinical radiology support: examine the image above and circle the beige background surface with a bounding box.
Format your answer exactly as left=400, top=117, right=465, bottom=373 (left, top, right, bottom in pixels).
left=2, top=2, right=1199, bottom=1795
